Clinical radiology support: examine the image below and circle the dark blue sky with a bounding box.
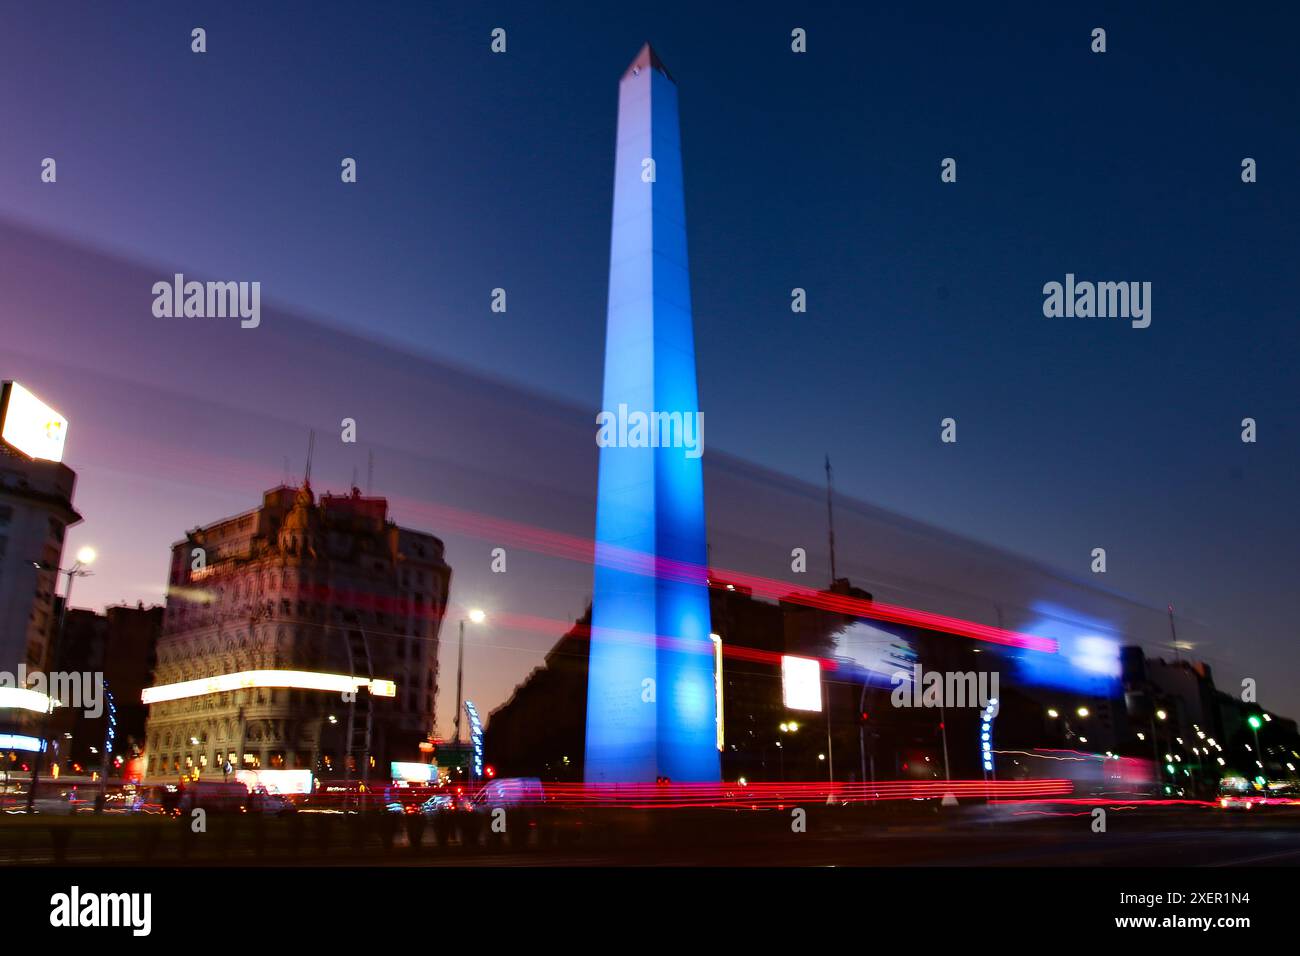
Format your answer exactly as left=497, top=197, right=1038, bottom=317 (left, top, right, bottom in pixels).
left=1, top=2, right=1297, bottom=714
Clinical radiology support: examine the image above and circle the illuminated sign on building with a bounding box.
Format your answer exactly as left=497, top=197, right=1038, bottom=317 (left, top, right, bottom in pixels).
left=0, top=381, right=68, bottom=462
left=711, top=633, right=724, bottom=751
left=465, top=700, right=484, bottom=780
left=980, top=698, right=999, bottom=775
left=141, top=670, right=397, bottom=705
left=0, top=733, right=44, bottom=752
left=782, top=655, right=822, bottom=712
left=236, top=768, right=313, bottom=794
left=0, top=686, right=59, bottom=714
left=391, top=762, right=436, bottom=783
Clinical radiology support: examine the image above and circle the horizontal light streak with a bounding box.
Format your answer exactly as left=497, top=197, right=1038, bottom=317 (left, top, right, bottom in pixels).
left=469, top=779, right=1073, bottom=809
left=0, top=733, right=45, bottom=751
left=396, top=500, right=1059, bottom=653
left=141, top=670, right=396, bottom=705
left=0, top=687, right=58, bottom=713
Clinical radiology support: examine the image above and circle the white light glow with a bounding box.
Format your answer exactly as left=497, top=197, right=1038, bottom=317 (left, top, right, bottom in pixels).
left=710, top=633, right=724, bottom=751
left=236, top=769, right=313, bottom=794
left=781, top=655, right=822, bottom=712
left=142, top=670, right=397, bottom=705
left=0, top=687, right=58, bottom=713
left=1, top=381, right=68, bottom=462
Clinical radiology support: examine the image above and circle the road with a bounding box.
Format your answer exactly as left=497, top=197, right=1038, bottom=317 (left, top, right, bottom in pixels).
left=6, top=804, right=1298, bottom=866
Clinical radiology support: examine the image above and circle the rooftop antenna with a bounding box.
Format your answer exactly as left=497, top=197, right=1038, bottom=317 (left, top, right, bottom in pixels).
left=367, top=449, right=375, bottom=496
left=282, top=456, right=290, bottom=485
left=304, top=430, right=315, bottom=487
left=825, top=453, right=838, bottom=587
left=351, top=465, right=359, bottom=491
left=1168, top=604, right=1181, bottom=663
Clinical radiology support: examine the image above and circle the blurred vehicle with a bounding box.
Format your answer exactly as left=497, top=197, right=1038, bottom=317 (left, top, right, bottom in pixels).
left=1218, top=777, right=1259, bottom=811
left=384, top=784, right=438, bottom=815
left=247, top=786, right=296, bottom=816
left=419, top=791, right=463, bottom=816
left=128, top=784, right=175, bottom=814
left=178, top=781, right=253, bottom=814
left=1219, top=793, right=1257, bottom=810
left=21, top=782, right=88, bottom=815
left=469, top=778, right=544, bottom=812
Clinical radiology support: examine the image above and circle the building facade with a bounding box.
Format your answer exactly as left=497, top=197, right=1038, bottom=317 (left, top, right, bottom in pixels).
left=143, top=484, right=451, bottom=781
left=0, top=449, right=81, bottom=760
left=0, top=451, right=81, bottom=677
left=52, top=603, right=162, bottom=774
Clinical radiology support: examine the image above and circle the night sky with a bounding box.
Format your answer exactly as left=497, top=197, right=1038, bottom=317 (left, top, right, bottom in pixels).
left=1, top=1, right=1296, bottom=729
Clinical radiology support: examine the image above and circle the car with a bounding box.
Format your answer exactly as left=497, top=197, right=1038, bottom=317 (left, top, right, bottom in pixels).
left=247, top=786, right=296, bottom=816
left=177, top=781, right=255, bottom=814
left=1219, top=793, right=1257, bottom=810
left=419, top=792, right=460, bottom=816
left=469, top=778, right=544, bottom=812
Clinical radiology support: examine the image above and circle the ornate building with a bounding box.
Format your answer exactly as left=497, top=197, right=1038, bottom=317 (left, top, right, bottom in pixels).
left=143, top=484, right=451, bottom=781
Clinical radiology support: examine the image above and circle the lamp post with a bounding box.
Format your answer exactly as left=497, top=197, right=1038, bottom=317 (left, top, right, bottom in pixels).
left=1149, top=707, right=1168, bottom=794
left=1247, top=715, right=1264, bottom=783
left=779, top=721, right=798, bottom=781
left=25, top=546, right=95, bottom=813
left=452, top=609, right=485, bottom=784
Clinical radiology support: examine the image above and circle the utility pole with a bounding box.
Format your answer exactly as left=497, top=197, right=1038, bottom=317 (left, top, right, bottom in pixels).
left=939, top=702, right=951, bottom=780
left=1167, top=604, right=1180, bottom=663
left=824, top=672, right=835, bottom=784
left=824, top=454, right=837, bottom=586
left=453, top=619, right=465, bottom=745
left=451, top=611, right=484, bottom=785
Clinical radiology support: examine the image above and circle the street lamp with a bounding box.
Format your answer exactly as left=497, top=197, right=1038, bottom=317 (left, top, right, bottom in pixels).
left=778, top=720, right=799, bottom=781
left=452, top=609, right=486, bottom=784
left=1247, top=715, right=1264, bottom=781
left=25, top=546, right=97, bottom=812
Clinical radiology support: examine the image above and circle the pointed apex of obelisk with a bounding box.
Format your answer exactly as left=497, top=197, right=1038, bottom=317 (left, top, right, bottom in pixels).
left=623, top=42, right=674, bottom=83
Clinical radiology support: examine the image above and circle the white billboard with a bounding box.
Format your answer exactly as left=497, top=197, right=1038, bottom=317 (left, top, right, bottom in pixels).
left=1, top=381, right=68, bottom=462
left=781, top=655, right=822, bottom=712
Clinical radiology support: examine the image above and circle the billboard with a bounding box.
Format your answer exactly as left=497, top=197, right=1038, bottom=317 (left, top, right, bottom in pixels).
left=0, top=381, right=68, bottom=462
left=781, top=655, right=823, bottom=712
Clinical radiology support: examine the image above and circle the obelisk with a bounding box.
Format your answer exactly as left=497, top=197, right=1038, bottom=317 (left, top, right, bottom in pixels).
left=584, top=44, right=719, bottom=783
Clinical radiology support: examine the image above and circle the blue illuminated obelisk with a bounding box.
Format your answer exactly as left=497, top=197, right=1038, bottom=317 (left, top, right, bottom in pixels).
left=585, top=44, right=719, bottom=783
